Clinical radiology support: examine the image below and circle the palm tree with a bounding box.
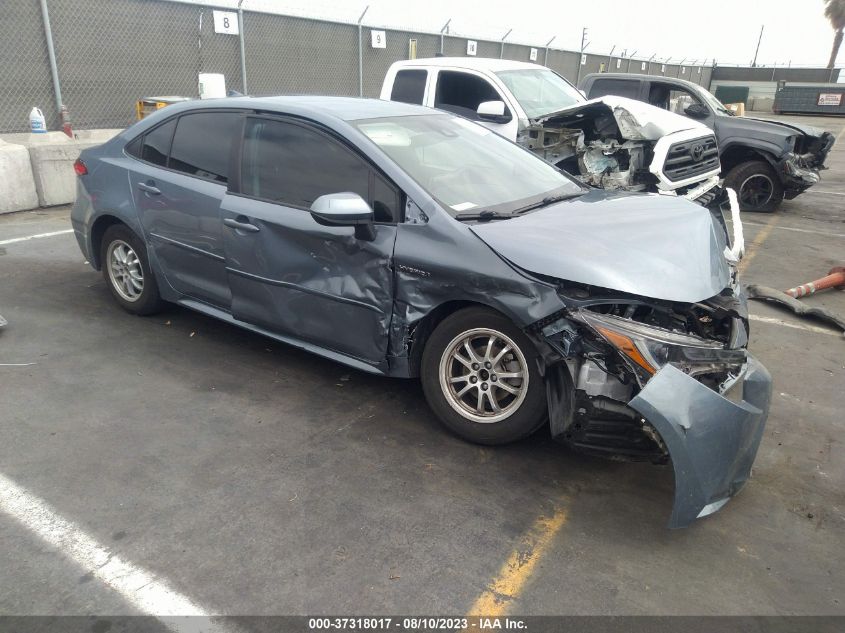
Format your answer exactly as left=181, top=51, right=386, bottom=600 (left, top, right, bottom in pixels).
left=825, top=0, right=845, bottom=68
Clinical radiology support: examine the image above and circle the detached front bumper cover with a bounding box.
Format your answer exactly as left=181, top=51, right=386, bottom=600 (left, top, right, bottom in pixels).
left=629, top=354, right=772, bottom=528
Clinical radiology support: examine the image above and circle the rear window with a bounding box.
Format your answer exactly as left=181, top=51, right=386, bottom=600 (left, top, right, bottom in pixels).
left=168, top=112, right=241, bottom=183
left=588, top=78, right=641, bottom=100
left=391, top=69, right=427, bottom=105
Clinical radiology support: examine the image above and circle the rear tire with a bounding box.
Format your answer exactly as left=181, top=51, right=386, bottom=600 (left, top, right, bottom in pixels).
left=100, top=224, right=162, bottom=315
left=421, top=307, right=547, bottom=445
left=724, top=160, right=784, bottom=213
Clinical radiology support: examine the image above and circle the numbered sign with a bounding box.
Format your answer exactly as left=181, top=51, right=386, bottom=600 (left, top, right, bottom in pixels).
left=371, top=30, right=386, bottom=49
left=467, top=40, right=478, bottom=56
left=661, top=64, right=666, bottom=72
left=580, top=54, right=587, bottom=66
left=641, top=61, right=647, bottom=70
left=212, top=10, right=238, bottom=35
left=529, top=48, right=538, bottom=62
left=681, top=67, right=686, bottom=74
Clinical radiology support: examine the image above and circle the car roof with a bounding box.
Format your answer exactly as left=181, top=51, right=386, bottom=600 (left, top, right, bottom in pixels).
left=150, top=95, right=435, bottom=122
left=584, top=72, right=704, bottom=91
left=391, top=57, right=542, bottom=73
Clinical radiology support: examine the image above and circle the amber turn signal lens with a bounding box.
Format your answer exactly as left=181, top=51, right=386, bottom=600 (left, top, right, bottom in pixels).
left=595, top=326, right=657, bottom=375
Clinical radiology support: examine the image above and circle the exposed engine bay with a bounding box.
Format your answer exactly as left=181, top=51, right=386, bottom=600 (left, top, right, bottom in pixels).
left=539, top=285, right=750, bottom=465
left=515, top=96, right=722, bottom=205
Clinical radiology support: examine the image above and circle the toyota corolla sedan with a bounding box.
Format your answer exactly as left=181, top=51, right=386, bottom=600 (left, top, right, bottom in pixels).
left=71, top=96, right=772, bottom=528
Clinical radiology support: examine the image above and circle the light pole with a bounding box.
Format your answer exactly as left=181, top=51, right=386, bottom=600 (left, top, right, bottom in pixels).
left=500, top=29, right=512, bottom=59
left=439, top=19, right=451, bottom=55
left=544, top=36, right=555, bottom=66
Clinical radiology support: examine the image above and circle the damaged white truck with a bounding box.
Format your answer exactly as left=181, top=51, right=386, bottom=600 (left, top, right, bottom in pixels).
left=381, top=58, right=724, bottom=207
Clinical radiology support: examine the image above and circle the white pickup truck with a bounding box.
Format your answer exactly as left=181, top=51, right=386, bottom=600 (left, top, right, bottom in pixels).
left=380, top=57, right=723, bottom=206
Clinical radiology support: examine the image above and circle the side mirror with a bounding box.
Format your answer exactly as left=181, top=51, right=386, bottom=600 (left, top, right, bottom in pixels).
left=684, top=103, right=710, bottom=119
left=476, top=100, right=512, bottom=124
left=310, top=192, right=376, bottom=240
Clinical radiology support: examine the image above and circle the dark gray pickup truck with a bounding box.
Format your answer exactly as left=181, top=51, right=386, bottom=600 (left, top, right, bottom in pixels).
left=580, top=73, right=835, bottom=212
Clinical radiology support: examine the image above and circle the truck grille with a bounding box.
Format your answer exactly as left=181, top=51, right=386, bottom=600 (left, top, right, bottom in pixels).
left=664, top=136, right=720, bottom=182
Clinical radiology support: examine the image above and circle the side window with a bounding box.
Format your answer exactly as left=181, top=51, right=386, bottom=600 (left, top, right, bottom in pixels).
left=136, top=118, right=177, bottom=167
left=648, top=84, right=702, bottom=115
left=667, top=88, right=702, bottom=116
left=589, top=78, right=641, bottom=100
left=240, top=118, right=401, bottom=222
left=391, top=70, right=427, bottom=105
left=434, top=71, right=510, bottom=120
left=168, top=112, right=241, bottom=183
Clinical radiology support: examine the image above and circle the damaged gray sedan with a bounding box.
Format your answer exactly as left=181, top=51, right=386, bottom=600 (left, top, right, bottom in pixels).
left=71, top=97, right=772, bottom=528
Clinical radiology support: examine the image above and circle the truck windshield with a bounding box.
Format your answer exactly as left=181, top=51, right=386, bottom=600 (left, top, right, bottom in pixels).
left=355, top=114, right=582, bottom=217
left=495, top=68, right=584, bottom=119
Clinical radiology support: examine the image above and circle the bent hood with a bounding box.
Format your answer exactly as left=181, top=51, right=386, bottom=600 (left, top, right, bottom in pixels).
left=470, top=190, right=730, bottom=303
left=533, top=95, right=708, bottom=141
left=743, top=115, right=824, bottom=139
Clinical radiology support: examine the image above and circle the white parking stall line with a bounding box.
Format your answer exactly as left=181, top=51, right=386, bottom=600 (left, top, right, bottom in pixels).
left=0, top=472, right=233, bottom=633
left=749, top=314, right=842, bottom=337
left=0, top=229, right=74, bottom=246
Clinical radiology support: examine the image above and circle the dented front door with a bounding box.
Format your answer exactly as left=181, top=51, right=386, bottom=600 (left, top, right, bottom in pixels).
left=221, top=194, right=396, bottom=364
left=220, top=116, right=397, bottom=365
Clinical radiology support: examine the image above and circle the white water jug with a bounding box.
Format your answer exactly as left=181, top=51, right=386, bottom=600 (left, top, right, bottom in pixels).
left=29, top=107, right=46, bottom=133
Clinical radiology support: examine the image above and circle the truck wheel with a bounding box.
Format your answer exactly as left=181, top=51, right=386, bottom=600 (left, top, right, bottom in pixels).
left=421, top=307, right=548, bottom=445
left=725, top=161, right=784, bottom=212
left=100, top=224, right=162, bottom=315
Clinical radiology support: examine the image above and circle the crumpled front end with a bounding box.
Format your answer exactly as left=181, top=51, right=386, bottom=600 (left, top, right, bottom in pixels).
left=534, top=283, right=772, bottom=528
left=517, top=97, right=721, bottom=205
left=629, top=355, right=771, bottom=528
left=779, top=130, right=835, bottom=199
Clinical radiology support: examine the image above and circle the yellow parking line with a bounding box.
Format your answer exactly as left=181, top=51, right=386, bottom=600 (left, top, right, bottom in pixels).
left=738, top=215, right=780, bottom=274
left=466, top=508, right=567, bottom=617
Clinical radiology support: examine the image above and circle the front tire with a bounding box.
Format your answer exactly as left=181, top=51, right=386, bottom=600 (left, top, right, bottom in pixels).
left=421, top=307, right=548, bottom=445
left=725, top=160, right=784, bottom=212
left=100, top=224, right=162, bottom=315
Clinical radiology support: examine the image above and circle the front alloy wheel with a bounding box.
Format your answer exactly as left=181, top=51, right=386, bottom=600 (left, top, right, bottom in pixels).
left=439, top=328, right=529, bottom=423
left=421, top=307, right=548, bottom=445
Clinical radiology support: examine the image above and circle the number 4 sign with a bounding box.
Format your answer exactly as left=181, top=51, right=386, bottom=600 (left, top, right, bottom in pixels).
left=212, top=10, right=238, bottom=35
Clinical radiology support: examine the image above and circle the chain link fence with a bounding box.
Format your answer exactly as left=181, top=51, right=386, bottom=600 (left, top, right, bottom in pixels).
left=3, top=0, right=832, bottom=133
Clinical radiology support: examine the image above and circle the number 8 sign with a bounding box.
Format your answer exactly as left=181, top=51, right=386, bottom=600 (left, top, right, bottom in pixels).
left=212, top=10, right=239, bottom=35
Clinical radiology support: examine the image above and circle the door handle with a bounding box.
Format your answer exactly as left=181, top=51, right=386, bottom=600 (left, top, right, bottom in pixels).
left=224, top=217, right=260, bottom=233
left=137, top=181, right=161, bottom=195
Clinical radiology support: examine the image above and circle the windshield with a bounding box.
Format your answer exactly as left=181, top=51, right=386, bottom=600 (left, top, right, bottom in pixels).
left=495, top=68, right=584, bottom=119
left=354, top=114, right=582, bottom=217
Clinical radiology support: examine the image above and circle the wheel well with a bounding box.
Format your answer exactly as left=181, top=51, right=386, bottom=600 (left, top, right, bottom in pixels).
left=89, top=215, right=127, bottom=270
left=719, top=145, right=775, bottom=174
left=407, top=300, right=493, bottom=378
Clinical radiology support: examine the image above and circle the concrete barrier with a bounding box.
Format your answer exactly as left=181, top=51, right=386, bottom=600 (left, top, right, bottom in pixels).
left=0, top=140, right=39, bottom=215
left=0, top=129, right=123, bottom=209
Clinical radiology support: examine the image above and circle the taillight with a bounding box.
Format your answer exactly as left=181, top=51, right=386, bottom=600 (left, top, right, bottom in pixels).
left=73, top=158, right=87, bottom=176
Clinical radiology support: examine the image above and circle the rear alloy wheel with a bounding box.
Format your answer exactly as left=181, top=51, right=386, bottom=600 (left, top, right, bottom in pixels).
left=421, top=307, right=548, bottom=445
left=100, top=224, right=162, bottom=315
left=725, top=160, right=784, bottom=213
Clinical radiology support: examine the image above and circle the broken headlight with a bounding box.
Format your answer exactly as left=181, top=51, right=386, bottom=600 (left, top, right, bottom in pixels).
left=579, top=310, right=745, bottom=384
